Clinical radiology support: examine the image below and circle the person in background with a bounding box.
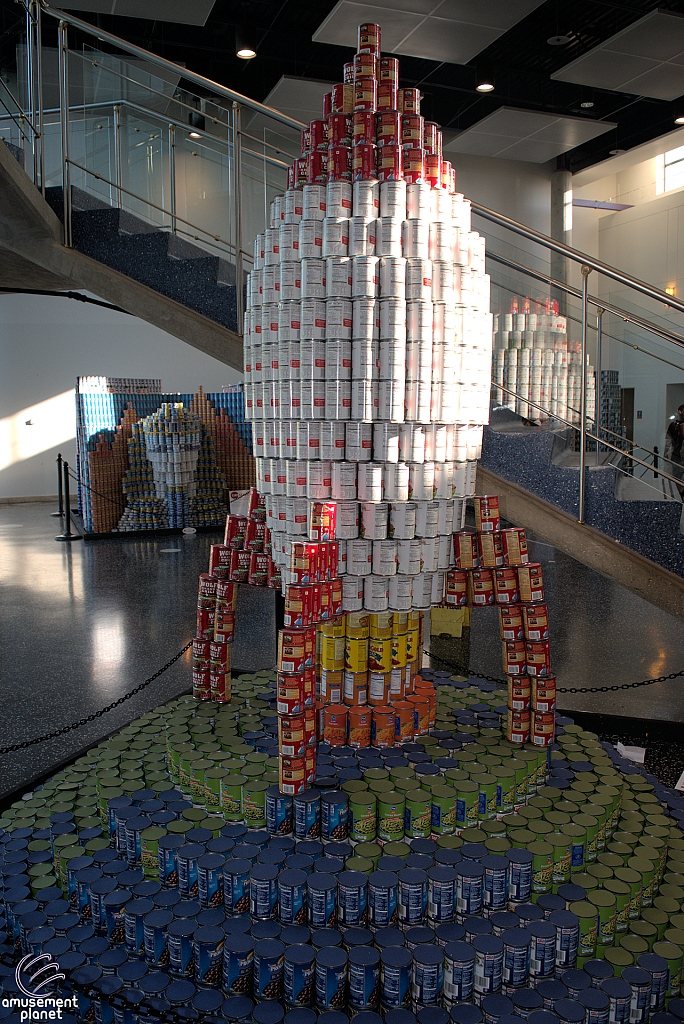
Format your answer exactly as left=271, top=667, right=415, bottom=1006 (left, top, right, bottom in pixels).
left=665, top=403, right=684, bottom=498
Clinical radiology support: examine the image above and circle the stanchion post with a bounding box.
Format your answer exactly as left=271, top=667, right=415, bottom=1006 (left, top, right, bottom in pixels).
left=50, top=452, right=64, bottom=517
left=55, top=460, right=81, bottom=541
left=579, top=265, right=590, bottom=524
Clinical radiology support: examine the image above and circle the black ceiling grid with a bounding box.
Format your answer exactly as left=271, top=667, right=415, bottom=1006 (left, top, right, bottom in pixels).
left=1, top=0, right=684, bottom=172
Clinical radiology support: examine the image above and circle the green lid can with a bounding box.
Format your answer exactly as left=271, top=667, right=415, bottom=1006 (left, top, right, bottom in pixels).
left=604, top=946, right=634, bottom=975
left=603, top=878, right=631, bottom=933
left=570, top=901, right=598, bottom=962
left=509, top=829, right=536, bottom=849
left=179, top=750, right=202, bottom=794
left=368, top=780, right=394, bottom=794
left=628, top=920, right=657, bottom=951
left=641, top=907, right=670, bottom=942
left=221, top=774, right=247, bottom=821
left=496, top=766, right=517, bottom=815
left=355, top=843, right=382, bottom=866
left=627, top=856, right=656, bottom=907
left=471, top=774, right=497, bottom=823
left=377, top=791, right=406, bottom=844
left=350, top=792, right=378, bottom=843
left=664, top=928, right=684, bottom=950
left=614, top=867, right=642, bottom=919
left=404, top=791, right=431, bottom=840
left=455, top=781, right=479, bottom=829
left=383, top=842, right=411, bottom=858
left=204, top=767, right=228, bottom=810
left=31, top=874, right=59, bottom=894
left=140, top=826, right=166, bottom=878
left=342, top=780, right=369, bottom=794
left=364, top=768, right=389, bottom=781
left=507, top=758, right=528, bottom=805
left=575, top=814, right=600, bottom=863
left=345, top=856, right=373, bottom=875
left=548, top=833, right=572, bottom=889
left=529, top=841, right=554, bottom=896
left=588, top=889, right=617, bottom=947
left=430, top=787, right=456, bottom=837
left=619, top=934, right=649, bottom=956
left=394, top=778, right=420, bottom=795
left=190, top=759, right=213, bottom=806
left=390, top=766, right=415, bottom=780
left=653, top=942, right=683, bottom=999
left=243, top=781, right=268, bottom=829
left=654, top=896, right=681, bottom=917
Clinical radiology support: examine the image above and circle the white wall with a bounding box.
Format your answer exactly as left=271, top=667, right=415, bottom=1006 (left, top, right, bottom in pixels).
left=0, top=293, right=241, bottom=499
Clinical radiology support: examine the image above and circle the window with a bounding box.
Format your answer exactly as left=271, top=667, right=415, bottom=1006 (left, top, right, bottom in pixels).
left=656, top=145, right=684, bottom=194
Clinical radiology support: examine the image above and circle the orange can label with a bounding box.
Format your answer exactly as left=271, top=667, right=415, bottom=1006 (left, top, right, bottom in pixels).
left=393, top=701, right=414, bottom=742
left=324, top=704, right=349, bottom=746
left=320, top=669, right=343, bottom=704
left=348, top=706, right=372, bottom=748
left=371, top=706, right=395, bottom=748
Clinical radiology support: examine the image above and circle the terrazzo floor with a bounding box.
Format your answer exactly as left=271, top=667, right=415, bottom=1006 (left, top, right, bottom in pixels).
left=2, top=501, right=684, bottom=802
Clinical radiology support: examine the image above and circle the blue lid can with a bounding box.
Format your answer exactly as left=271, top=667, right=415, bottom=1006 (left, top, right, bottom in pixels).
left=337, top=870, right=369, bottom=929
left=266, top=787, right=293, bottom=838
left=307, top=873, right=338, bottom=930
left=250, top=865, right=279, bottom=921
left=398, top=870, right=428, bottom=928
left=254, top=938, right=286, bottom=1000
left=197, top=853, right=225, bottom=910
left=277, top=869, right=308, bottom=927
left=349, top=946, right=381, bottom=1011
left=380, top=946, right=413, bottom=1010
left=168, top=918, right=197, bottom=977
left=193, top=925, right=225, bottom=989
left=142, top=909, right=173, bottom=968
left=222, top=934, right=255, bottom=996
left=224, top=859, right=251, bottom=916
left=426, top=867, right=457, bottom=924
left=283, top=943, right=316, bottom=1007
left=411, top=945, right=444, bottom=1007
left=473, top=935, right=504, bottom=1001
left=321, top=792, right=349, bottom=843
left=315, top=946, right=348, bottom=1010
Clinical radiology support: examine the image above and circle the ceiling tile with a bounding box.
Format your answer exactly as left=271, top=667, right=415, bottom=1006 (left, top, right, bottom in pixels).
left=606, top=11, right=684, bottom=60
left=63, top=0, right=217, bottom=25
left=474, top=107, right=556, bottom=136
left=312, top=1, right=426, bottom=50
left=619, top=63, right=684, bottom=101
left=263, top=76, right=335, bottom=122
left=554, top=49, right=658, bottom=91
left=397, top=18, right=500, bottom=63
left=444, top=132, right=507, bottom=156
left=529, top=118, right=616, bottom=147
left=432, top=0, right=543, bottom=30
left=496, top=138, right=567, bottom=162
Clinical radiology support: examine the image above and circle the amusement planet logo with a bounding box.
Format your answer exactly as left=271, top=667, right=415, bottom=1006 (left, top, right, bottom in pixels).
left=1, top=953, right=78, bottom=1021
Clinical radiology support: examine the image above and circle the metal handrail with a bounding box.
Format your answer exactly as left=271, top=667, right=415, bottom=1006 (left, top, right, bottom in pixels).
left=472, top=200, right=684, bottom=318
left=486, top=249, right=684, bottom=359
left=40, top=1, right=307, bottom=133
left=493, top=380, right=684, bottom=496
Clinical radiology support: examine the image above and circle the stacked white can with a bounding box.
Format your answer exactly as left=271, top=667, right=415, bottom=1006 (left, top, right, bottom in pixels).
left=242, top=99, right=492, bottom=614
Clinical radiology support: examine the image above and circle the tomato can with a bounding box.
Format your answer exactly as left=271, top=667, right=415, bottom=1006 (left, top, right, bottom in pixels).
left=401, top=115, right=424, bottom=148
left=532, top=712, right=555, bottom=747
left=354, top=52, right=378, bottom=79
left=358, top=22, right=381, bottom=55
left=478, top=532, right=504, bottom=568
left=348, top=706, right=372, bottom=748
left=377, top=82, right=398, bottom=110
left=353, top=144, right=377, bottom=180
left=192, top=637, right=210, bottom=670
left=301, top=126, right=310, bottom=157
left=347, top=610, right=370, bottom=637
left=332, top=82, right=354, bottom=115
left=423, top=121, right=440, bottom=154
left=469, top=568, right=495, bottom=606
left=209, top=543, right=232, bottom=579
left=453, top=530, right=479, bottom=569
left=526, top=641, right=552, bottom=677
left=499, top=605, right=524, bottom=641
left=310, top=119, right=328, bottom=152
left=503, top=640, right=527, bottom=676
left=352, top=111, right=375, bottom=146
left=278, top=628, right=309, bottom=674
left=379, top=57, right=399, bottom=83
left=494, top=567, right=520, bottom=605
left=216, top=578, right=237, bottom=612
left=473, top=495, right=501, bottom=533
left=508, top=676, right=531, bottom=711
left=403, top=148, right=425, bottom=183
left=424, top=154, right=441, bottom=187
left=324, top=704, right=349, bottom=746
left=345, top=636, right=369, bottom=673
left=193, top=670, right=210, bottom=700
left=522, top=603, right=549, bottom=641
left=376, top=111, right=401, bottom=147
left=328, top=146, right=352, bottom=182
left=210, top=671, right=231, bottom=703
left=354, top=80, right=377, bottom=113
left=372, top=706, right=395, bottom=747
left=399, top=88, right=420, bottom=114
left=328, top=113, right=352, bottom=147
left=507, top=709, right=531, bottom=745
left=501, top=528, right=529, bottom=566
left=531, top=676, right=556, bottom=713
left=278, top=672, right=310, bottom=715
left=517, top=563, right=544, bottom=603
left=279, top=713, right=306, bottom=757
left=443, top=569, right=467, bottom=607
left=230, top=549, right=251, bottom=583
left=308, top=151, right=328, bottom=184
left=280, top=756, right=306, bottom=795
left=377, top=145, right=403, bottom=181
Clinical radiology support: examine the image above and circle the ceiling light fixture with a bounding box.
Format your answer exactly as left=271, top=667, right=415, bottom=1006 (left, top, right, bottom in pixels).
left=476, top=74, right=495, bottom=93
left=236, top=27, right=257, bottom=59
left=189, top=110, right=205, bottom=139
left=609, top=148, right=625, bottom=155
left=580, top=100, right=594, bottom=108
left=548, top=34, right=572, bottom=45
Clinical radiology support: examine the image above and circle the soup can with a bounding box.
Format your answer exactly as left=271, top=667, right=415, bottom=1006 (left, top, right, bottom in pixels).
left=499, top=605, right=524, bottom=641
left=518, top=564, right=544, bottom=603
left=526, top=641, right=552, bottom=677
left=470, top=569, right=495, bottom=606
left=501, top=528, right=529, bottom=566
left=523, top=604, right=549, bottom=641
left=473, top=495, right=500, bottom=533
left=531, top=676, right=556, bottom=713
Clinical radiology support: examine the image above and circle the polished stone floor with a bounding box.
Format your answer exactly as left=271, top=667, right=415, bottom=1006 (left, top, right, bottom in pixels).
left=0, top=502, right=275, bottom=799
left=2, top=501, right=684, bottom=801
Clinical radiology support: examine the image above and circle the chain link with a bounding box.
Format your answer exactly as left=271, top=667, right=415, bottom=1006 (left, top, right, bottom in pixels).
left=423, top=649, right=684, bottom=694
left=0, top=641, right=193, bottom=755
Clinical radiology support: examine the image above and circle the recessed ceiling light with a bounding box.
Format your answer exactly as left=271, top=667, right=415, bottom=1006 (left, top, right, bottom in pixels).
left=580, top=101, right=594, bottom=108
left=236, top=46, right=256, bottom=59
left=676, top=116, right=684, bottom=124
left=476, top=81, right=495, bottom=93
left=548, top=34, right=572, bottom=45
left=609, top=148, right=625, bottom=155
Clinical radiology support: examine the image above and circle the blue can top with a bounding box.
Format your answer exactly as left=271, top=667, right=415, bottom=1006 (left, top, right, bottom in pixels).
left=223, top=918, right=252, bottom=936
left=413, top=944, right=445, bottom=965
left=174, top=900, right=201, bottom=919
left=465, top=919, right=492, bottom=940
left=250, top=864, right=279, bottom=882
left=285, top=943, right=316, bottom=966
left=338, top=870, right=368, bottom=890
left=94, top=976, right=123, bottom=997
left=224, top=858, right=252, bottom=876
left=118, top=961, right=148, bottom=984
left=178, top=843, right=205, bottom=860
left=561, top=970, right=591, bottom=993
left=406, top=927, right=435, bottom=945
left=449, top=1005, right=483, bottom=1024
left=207, top=837, right=235, bottom=856
left=258, top=850, right=287, bottom=867
left=254, top=938, right=285, bottom=960
left=126, top=898, right=155, bottom=918
left=555, top=1000, right=587, bottom=1024
left=221, top=824, right=248, bottom=840
left=406, top=854, right=433, bottom=871
left=377, top=856, right=406, bottom=872
left=637, top=953, right=669, bottom=974
left=528, top=1012, right=561, bottom=1024
left=342, top=928, right=372, bottom=948
left=456, top=861, right=485, bottom=879
left=98, top=949, right=128, bottom=969
left=601, top=979, right=632, bottom=1000
left=375, top=926, right=405, bottom=948
left=197, top=852, right=225, bottom=871
left=557, top=884, right=586, bottom=904
left=548, top=910, right=578, bottom=930
left=197, top=909, right=224, bottom=927
left=317, top=1013, right=348, bottom=1024
left=72, top=965, right=102, bottom=987
left=427, top=866, right=458, bottom=883
left=194, top=925, right=224, bottom=946
left=102, top=889, right=132, bottom=910
left=253, top=1002, right=286, bottom=1024
left=381, top=947, right=412, bottom=968
left=516, top=905, right=544, bottom=926
left=505, top=848, right=534, bottom=864
left=668, top=999, right=684, bottom=1021
left=530, top=921, right=557, bottom=939
left=296, top=841, right=324, bottom=859
left=444, top=940, right=476, bottom=963
left=56, top=951, right=85, bottom=973
left=472, top=934, right=504, bottom=954
left=410, top=839, right=437, bottom=855
left=144, top=909, right=173, bottom=929
left=158, top=835, right=185, bottom=851
left=369, top=870, right=399, bottom=888
left=280, top=925, right=311, bottom=945
left=222, top=995, right=255, bottom=1020
left=584, top=959, right=614, bottom=981
left=385, top=1011, right=416, bottom=1024
left=193, top=989, right=223, bottom=1012
left=284, top=1011, right=317, bottom=1024
left=139, top=971, right=169, bottom=995
left=251, top=921, right=281, bottom=940
left=224, top=933, right=254, bottom=954
left=233, top=843, right=260, bottom=861
left=316, top=946, right=348, bottom=969
left=579, top=990, right=610, bottom=1010
left=165, top=980, right=196, bottom=1005
left=398, top=868, right=428, bottom=885
left=322, top=791, right=348, bottom=806
left=621, top=967, right=652, bottom=986
left=481, top=994, right=513, bottom=1017
left=168, top=919, right=197, bottom=938
left=153, top=890, right=181, bottom=908
left=537, top=980, right=568, bottom=1002
left=537, top=895, right=566, bottom=914
left=186, top=828, right=213, bottom=845
left=513, top=990, right=543, bottom=1010
left=349, top=946, right=380, bottom=967
left=90, top=878, right=118, bottom=897
left=417, top=1009, right=449, bottom=1024
left=307, top=871, right=337, bottom=891
left=460, top=844, right=488, bottom=862
left=286, top=855, right=314, bottom=873
left=81, top=937, right=109, bottom=958
left=269, top=837, right=296, bottom=852
left=294, top=792, right=321, bottom=806
left=349, top=1014, right=382, bottom=1024
left=435, top=923, right=465, bottom=944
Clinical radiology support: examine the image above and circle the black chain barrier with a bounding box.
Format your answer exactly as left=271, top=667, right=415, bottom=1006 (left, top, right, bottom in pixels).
left=0, top=641, right=193, bottom=755
left=423, top=648, right=684, bottom=694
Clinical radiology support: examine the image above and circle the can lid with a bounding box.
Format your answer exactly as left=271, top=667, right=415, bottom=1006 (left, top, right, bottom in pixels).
left=369, top=869, right=399, bottom=887
left=165, top=980, right=196, bottom=1005
left=527, top=1013, right=560, bottom=1024
left=417, top=1010, right=449, bottom=1024
left=307, top=871, right=337, bottom=890
left=381, top=945, right=412, bottom=967
left=481, top=996, right=513, bottom=1018
left=315, top=945, right=348, bottom=968
left=412, top=943, right=445, bottom=964
left=167, top=918, right=197, bottom=937
left=513, top=991, right=543, bottom=1010
left=385, top=1012, right=417, bottom=1024
left=223, top=918, right=252, bottom=936
left=284, top=942, right=316, bottom=964
left=554, top=1001, right=585, bottom=1023
left=579, top=990, right=610, bottom=1010
left=349, top=945, right=381, bottom=966
left=253, top=1003, right=285, bottom=1024
left=313, top=928, right=343, bottom=948
left=224, top=933, right=255, bottom=953
left=449, top=1006, right=483, bottom=1024
left=601, top=978, right=632, bottom=998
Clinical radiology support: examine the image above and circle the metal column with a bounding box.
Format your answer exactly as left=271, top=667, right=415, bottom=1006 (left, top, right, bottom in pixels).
left=596, top=307, right=604, bottom=454
left=169, top=123, right=176, bottom=233
left=58, top=21, right=72, bottom=247
left=579, top=265, right=591, bottom=523
left=233, top=101, right=244, bottom=334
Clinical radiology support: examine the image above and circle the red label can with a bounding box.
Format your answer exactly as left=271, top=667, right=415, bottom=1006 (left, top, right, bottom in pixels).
left=216, top=579, right=237, bottom=612
left=280, top=755, right=306, bottom=795
left=523, top=603, right=549, bottom=641
left=354, top=79, right=377, bottom=113
left=424, top=153, right=441, bottom=187
left=248, top=551, right=269, bottom=586
left=284, top=585, right=314, bottom=629
left=376, top=111, right=401, bottom=147
left=377, top=144, right=403, bottom=181
left=268, top=558, right=282, bottom=590
left=210, top=671, right=230, bottom=703
left=301, top=126, right=310, bottom=157
left=501, top=527, right=529, bottom=565
left=379, top=57, right=399, bottom=84
left=192, top=637, right=210, bottom=670
left=197, top=573, right=218, bottom=609
left=277, top=672, right=307, bottom=715
left=209, top=640, right=229, bottom=670
left=344, top=61, right=354, bottom=84
left=324, top=704, right=349, bottom=746
left=332, top=82, right=353, bottom=114
left=526, top=641, right=552, bottom=677
left=307, top=151, right=328, bottom=184
left=401, top=115, right=424, bottom=148
left=310, top=118, right=328, bottom=152
left=499, top=605, right=524, bottom=641
left=328, top=113, right=352, bottom=147
left=278, top=629, right=307, bottom=674
left=279, top=712, right=306, bottom=756
left=192, top=670, right=210, bottom=700
left=354, top=52, right=378, bottom=81
left=473, top=495, right=501, bottom=533
left=353, top=144, right=377, bottom=180
left=245, top=518, right=265, bottom=552
left=372, top=706, right=395, bottom=748
left=399, top=88, right=420, bottom=114
left=328, top=145, right=352, bottom=182
left=423, top=121, right=441, bottom=155
left=358, top=22, right=381, bottom=55
left=494, top=566, right=520, bottom=605
left=445, top=569, right=468, bottom=607
left=196, top=608, right=215, bottom=640
left=309, top=502, right=337, bottom=542
left=470, top=568, right=495, bottom=606
left=508, top=675, right=531, bottom=711
left=503, top=639, right=527, bottom=675
left=305, top=746, right=316, bottom=783
left=209, top=543, right=232, bottom=579
left=229, top=549, right=251, bottom=583
left=377, top=82, right=398, bottom=110
left=330, top=577, right=343, bottom=617
left=322, top=92, right=332, bottom=119
left=453, top=530, right=479, bottom=569
left=295, top=158, right=308, bottom=188
left=507, top=709, right=531, bottom=744
left=224, top=514, right=247, bottom=549
left=532, top=711, right=555, bottom=746
left=213, top=612, right=235, bottom=644
left=403, top=147, right=425, bottom=183
left=478, top=532, right=504, bottom=568
left=441, top=159, right=453, bottom=191
left=532, top=675, right=556, bottom=713
left=518, top=563, right=544, bottom=603
left=352, top=111, right=376, bottom=146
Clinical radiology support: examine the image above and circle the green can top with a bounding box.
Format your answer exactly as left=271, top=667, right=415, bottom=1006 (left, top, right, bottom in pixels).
left=569, top=900, right=599, bottom=920
left=653, top=941, right=684, bottom=964
left=345, top=856, right=373, bottom=874
left=588, top=890, right=617, bottom=908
